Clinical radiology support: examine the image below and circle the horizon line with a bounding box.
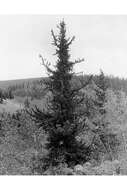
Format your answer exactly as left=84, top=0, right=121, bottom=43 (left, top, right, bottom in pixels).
left=0, top=73, right=127, bottom=82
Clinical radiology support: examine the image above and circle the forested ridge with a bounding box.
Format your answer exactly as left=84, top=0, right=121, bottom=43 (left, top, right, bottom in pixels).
left=1, top=74, right=127, bottom=97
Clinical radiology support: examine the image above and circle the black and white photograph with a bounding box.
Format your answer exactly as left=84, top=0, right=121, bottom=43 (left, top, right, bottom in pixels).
left=0, top=14, right=127, bottom=177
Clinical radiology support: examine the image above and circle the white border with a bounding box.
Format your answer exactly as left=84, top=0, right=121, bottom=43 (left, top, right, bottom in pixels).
left=0, top=0, right=127, bottom=190
left=0, top=0, right=126, bottom=14
left=0, top=175, right=126, bottom=190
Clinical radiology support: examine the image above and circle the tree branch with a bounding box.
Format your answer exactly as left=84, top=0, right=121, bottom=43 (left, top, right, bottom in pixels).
left=51, top=30, right=59, bottom=48
left=39, top=54, right=54, bottom=75
left=71, top=75, right=93, bottom=95
left=74, top=58, right=84, bottom=64
left=67, top=36, right=75, bottom=46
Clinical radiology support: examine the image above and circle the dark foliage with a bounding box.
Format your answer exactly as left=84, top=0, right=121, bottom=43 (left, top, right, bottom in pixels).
left=0, top=87, right=14, bottom=103
left=0, top=88, right=4, bottom=103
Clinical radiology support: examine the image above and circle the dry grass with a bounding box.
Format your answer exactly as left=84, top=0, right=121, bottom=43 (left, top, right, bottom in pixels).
left=0, top=99, right=24, bottom=113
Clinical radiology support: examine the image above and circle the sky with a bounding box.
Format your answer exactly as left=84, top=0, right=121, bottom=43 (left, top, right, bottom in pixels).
left=1, top=15, right=127, bottom=80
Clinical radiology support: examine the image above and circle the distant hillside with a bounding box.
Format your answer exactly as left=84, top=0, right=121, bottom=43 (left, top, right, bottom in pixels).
left=0, top=77, right=41, bottom=89
left=1, top=75, right=127, bottom=94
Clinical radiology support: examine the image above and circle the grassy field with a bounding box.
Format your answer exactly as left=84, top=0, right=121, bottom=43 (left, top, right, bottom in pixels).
left=0, top=95, right=47, bottom=114
left=0, top=99, right=24, bottom=113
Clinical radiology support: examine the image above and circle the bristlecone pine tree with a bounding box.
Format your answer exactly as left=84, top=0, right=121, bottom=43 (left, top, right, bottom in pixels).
left=31, top=20, right=92, bottom=169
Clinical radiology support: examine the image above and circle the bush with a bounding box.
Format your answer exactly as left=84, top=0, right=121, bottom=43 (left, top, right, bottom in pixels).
left=0, top=110, right=47, bottom=175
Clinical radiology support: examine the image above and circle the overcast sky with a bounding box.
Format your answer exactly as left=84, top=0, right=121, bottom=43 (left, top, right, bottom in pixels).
left=0, top=15, right=127, bottom=80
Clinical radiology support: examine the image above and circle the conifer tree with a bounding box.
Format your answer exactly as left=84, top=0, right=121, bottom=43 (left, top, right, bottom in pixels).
left=95, top=70, right=108, bottom=115
left=94, top=70, right=117, bottom=161
left=0, top=89, right=4, bottom=104
left=30, top=20, right=92, bottom=169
